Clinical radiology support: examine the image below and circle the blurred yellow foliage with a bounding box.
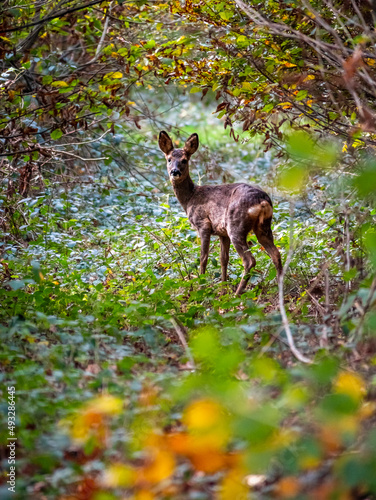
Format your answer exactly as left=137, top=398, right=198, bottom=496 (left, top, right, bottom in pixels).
left=334, top=371, right=366, bottom=402
left=139, top=447, right=175, bottom=484
left=102, top=463, right=136, bottom=488
left=183, top=398, right=230, bottom=448
left=87, top=395, right=123, bottom=415
left=62, top=394, right=122, bottom=445
left=219, top=469, right=249, bottom=500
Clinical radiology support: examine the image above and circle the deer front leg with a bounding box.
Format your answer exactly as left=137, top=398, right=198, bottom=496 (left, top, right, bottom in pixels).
left=219, top=236, right=230, bottom=281
left=199, top=228, right=211, bottom=275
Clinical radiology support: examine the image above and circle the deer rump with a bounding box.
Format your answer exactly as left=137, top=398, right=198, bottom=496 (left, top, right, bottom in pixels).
left=158, top=130, right=282, bottom=295
left=185, top=183, right=273, bottom=238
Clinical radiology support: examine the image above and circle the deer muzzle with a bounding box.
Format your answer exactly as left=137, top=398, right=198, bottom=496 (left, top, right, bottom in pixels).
left=170, top=168, right=181, bottom=178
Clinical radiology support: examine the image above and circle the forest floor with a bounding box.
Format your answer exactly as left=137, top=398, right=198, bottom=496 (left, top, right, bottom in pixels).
left=1, top=106, right=376, bottom=499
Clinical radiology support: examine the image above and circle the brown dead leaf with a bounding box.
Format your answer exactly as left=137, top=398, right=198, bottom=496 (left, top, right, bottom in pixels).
left=343, top=46, right=364, bottom=86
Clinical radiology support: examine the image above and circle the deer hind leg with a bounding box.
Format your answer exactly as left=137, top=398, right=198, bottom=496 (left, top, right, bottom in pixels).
left=255, top=219, right=282, bottom=281
left=230, top=235, right=256, bottom=295
left=219, top=236, right=230, bottom=281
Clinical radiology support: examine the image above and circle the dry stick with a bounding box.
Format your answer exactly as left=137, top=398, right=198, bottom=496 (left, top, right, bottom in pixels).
left=85, top=1, right=112, bottom=66
left=343, top=206, right=351, bottom=303
left=261, top=246, right=344, bottom=357
left=321, top=268, right=330, bottom=347
left=170, top=318, right=196, bottom=371
left=52, top=129, right=111, bottom=147
left=278, top=201, right=312, bottom=364
left=50, top=149, right=108, bottom=161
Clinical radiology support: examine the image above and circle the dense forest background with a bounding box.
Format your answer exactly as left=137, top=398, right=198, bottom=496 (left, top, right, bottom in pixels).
left=1, top=1, right=376, bottom=498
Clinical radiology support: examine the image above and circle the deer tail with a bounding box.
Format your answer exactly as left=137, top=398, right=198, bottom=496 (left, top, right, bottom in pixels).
left=248, top=200, right=273, bottom=225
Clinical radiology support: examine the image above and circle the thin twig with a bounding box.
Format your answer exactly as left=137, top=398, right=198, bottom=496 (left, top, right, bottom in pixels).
left=50, top=149, right=108, bottom=161
left=85, top=2, right=113, bottom=66
left=170, top=318, right=196, bottom=371
left=52, top=129, right=111, bottom=147
left=278, top=200, right=312, bottom=364
left=321, top=268, right=330, bottom=347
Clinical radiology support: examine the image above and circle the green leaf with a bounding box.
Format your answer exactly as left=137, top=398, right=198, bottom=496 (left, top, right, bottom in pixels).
left=9, top=280, right=25, bottom=290
left=144, top=40, right=156, bottom=49
left=296, top=90, right=308, bottom=101
left=343, top=268, right=357, bottom=282
left=278, top=164, right=307, bottom=193
left=42, top=75, right=53, bottom=85
left=51, top=129, right=63, bottom=140
left=263, top=103, right=274, bottom=113
left=220, top=10, right=233, bottom=21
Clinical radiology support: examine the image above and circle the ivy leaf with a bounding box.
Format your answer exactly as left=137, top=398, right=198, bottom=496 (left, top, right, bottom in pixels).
left=51, top=129, right=63, bottom=140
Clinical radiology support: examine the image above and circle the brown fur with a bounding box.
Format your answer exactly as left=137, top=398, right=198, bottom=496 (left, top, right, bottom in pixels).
left=158, top=131, right=282, bottom=295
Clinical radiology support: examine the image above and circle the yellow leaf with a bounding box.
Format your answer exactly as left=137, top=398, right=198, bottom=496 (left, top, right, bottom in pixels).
left=304, top=74, right=315, bottom=81
left=139, top=448, right=175, bottom=484
left=104, top=71, right=123, bottom=79
left=242, top=82, right=252, bottom=91
left=183, top=399, right=223, bottom=430
left=219, top=469, right=248, bottom=500
left=51, top=81, right=69, bottom=87
left=134, top=491, right=155, bottom=500
left=334, top=371, right=366, bottom=403
left=283, top=62, right=296, bottom=68
left=102, top=463, right=135, bottom=487
left=182, top=399, right=231, bottom=450
left=63, top=395, right=123, bottom=444
left=87, top=394, right=123, bottom=415
left=279, top=102, right=292, bottom=109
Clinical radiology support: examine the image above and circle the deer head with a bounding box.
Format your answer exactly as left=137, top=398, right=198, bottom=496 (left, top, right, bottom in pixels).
left=158, top=131, right=199, bottom=184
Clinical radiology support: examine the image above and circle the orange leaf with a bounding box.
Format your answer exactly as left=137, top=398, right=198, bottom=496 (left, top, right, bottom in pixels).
left=275, top=476, right=300, bottom=498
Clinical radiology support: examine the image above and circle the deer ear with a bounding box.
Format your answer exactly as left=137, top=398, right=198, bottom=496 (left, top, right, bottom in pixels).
left=159, top=131, right=173, bottom=155
left=184, top=133, right=199, bottom=156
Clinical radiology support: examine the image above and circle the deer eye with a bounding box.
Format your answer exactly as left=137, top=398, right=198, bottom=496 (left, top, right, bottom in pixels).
left=168, top=158, right=172, bottom=163
left=181, top=159, right=187, bottom=165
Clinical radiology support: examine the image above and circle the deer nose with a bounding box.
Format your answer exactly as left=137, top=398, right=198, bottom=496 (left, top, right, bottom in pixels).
left=170, top=168, right=181, bottom=177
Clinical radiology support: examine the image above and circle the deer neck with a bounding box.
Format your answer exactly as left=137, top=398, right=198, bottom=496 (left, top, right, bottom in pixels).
left=172, top=174, right=195, bottom=212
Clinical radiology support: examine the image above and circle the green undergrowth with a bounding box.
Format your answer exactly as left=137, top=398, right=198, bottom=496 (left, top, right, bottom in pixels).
left=1, top=127, right=376, bottom=498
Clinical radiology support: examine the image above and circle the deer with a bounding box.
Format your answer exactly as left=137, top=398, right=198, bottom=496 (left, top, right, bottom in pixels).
left=158, top=131, right=283, bottom=295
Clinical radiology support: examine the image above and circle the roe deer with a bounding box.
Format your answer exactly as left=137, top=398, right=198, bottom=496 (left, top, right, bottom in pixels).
left=158, top=131, right=282, bottom=295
